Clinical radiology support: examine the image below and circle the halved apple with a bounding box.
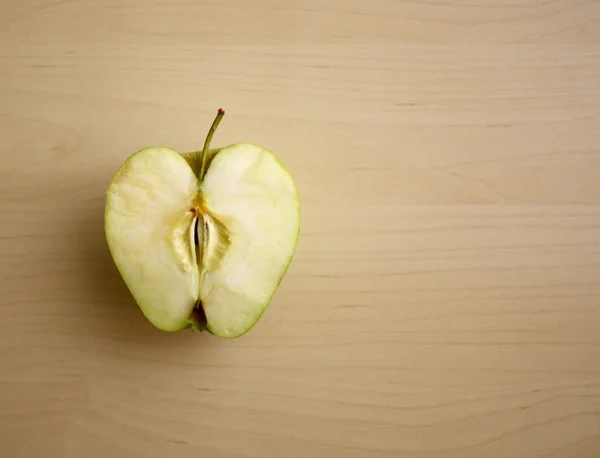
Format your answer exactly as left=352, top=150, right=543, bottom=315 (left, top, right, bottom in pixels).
left=104, top=109, right=300, bottom=338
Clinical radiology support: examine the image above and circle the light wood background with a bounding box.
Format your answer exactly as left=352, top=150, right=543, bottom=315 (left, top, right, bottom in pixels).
left=1, top=1, right=600, bottom=457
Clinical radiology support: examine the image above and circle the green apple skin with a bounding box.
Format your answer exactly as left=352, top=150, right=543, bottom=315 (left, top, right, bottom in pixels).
left=104, top=142, right=300, bottom=339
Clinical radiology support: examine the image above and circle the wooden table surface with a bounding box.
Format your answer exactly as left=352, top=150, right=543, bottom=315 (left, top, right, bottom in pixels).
left=2, top=1, right=600, bottom=457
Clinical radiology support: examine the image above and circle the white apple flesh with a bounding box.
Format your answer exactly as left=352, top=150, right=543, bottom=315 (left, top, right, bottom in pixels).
left=104, top=110, right=300, bottom=338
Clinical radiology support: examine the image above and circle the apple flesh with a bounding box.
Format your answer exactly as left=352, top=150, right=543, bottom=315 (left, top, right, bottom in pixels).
left=104, top=110, right=300, bottom=338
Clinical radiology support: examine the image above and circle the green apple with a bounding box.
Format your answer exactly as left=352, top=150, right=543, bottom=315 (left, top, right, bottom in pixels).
left=104, top=109, right=300, bottom=338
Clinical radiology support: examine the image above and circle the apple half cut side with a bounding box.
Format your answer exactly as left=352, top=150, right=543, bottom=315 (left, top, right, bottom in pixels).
left=104, top=109, right=300, bottom=338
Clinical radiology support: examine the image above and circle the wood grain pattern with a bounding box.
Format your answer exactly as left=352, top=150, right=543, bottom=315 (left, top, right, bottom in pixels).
left=1, top=1, right=600, bottom=457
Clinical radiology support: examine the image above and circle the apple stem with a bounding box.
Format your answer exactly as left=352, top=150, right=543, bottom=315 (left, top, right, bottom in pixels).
left=199, top=108, right=225, bottom=181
